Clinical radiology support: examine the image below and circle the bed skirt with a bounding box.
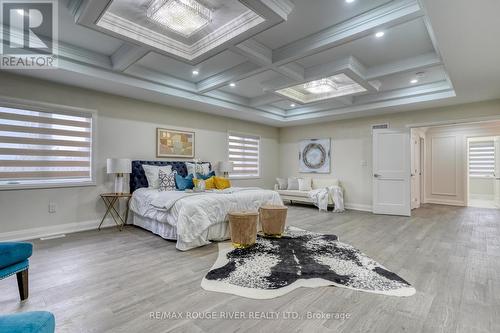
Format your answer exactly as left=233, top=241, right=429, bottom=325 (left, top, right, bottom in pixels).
left=131, top=213, right=230, bottom=251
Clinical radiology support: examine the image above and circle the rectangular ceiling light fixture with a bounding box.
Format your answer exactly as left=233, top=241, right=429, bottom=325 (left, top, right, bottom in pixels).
left=276, top=73, right=367, bottom=104
left=146, top=0, right=212, bottom=37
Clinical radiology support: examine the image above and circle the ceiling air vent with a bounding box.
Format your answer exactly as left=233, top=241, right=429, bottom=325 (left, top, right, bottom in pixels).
left=372, top=123, right=389, bottom=131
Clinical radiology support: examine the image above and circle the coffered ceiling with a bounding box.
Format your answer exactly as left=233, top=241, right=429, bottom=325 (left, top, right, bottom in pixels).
left=2, top=0, right=499, bottom=127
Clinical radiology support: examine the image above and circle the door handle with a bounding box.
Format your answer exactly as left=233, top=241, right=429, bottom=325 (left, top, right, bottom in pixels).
left=374, top=174, right=381, bottom=178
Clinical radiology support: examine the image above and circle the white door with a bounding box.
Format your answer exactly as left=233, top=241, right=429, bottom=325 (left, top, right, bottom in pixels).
left=373, top=129, right=411, bottom=216
left=410, top=134, right=421, bottom=209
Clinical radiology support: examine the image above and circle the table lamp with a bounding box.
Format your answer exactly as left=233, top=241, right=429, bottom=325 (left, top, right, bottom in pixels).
left=218, top=161, right=234, bottom=178
left=107, top=158, right=131, bottom=193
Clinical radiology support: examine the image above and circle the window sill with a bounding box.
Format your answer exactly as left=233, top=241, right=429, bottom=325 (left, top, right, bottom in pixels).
left=0, top=180, right=96, bottom=191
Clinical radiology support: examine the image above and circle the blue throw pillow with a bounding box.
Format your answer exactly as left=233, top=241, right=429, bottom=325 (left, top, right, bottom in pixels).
left=196, top=171, right=215, bottom=180
left=175, top=173, right=194, bottom=190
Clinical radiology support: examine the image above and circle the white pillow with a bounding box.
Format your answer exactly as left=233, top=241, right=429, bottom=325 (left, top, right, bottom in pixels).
left=276, top=178, right=287, bottom=190
left=287, top=177, right=299, bottom=190
left=186, top=162, right=210, bottom=176
left=142, top=164, right=173, bottom=189
left=298, top=178, right=312, bottom=191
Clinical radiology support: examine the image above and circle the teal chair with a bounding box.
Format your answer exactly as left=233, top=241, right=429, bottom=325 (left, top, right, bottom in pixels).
left=0, top=242, right=33, bottom=301
left=0, top=312, right=55, bottom=333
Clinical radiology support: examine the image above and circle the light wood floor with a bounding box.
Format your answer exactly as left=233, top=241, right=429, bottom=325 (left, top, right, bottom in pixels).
left=1, top=204, right=499, bottom=333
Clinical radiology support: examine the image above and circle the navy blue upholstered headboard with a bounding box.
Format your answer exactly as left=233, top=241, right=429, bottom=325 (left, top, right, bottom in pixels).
left=130, top=160, right=211, bottom=192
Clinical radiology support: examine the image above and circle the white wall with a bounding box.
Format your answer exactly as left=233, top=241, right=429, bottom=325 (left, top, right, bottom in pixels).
left=279, top=100, right=500, bottom=210
left=469, top=177, right=494, bottom=198
left=424, top=123, right=500, bottom=206
left=0, top=73, right=279, bottom=239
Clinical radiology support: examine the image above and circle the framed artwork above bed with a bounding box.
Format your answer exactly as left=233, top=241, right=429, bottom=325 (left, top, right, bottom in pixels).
left=299, top=138, right=331, bottom=173
left=157, top=128, right=195, bottom=158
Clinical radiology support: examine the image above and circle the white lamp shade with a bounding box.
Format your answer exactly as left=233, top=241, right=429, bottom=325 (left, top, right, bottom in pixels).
left=106, top=158, right=131, bottom=174
left=218, top=161, right=234, bottom=173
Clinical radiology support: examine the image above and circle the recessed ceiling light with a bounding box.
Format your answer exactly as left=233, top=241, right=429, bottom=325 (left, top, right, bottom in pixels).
left=229, top=82, right=236, bottom=87
left=375, top=31, right=385, bottom=38
left=410, top=79, right=418, bottom=84
left=290, top=103, right=296, bottom=108
left=345, top=0, right=355, bottom=3
left=192, top=70, right=199, bottom=76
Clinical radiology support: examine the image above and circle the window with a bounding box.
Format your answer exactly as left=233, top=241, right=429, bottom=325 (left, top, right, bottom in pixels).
left=0, top=104, right=95, bottom=189
left=469, top=140, right=495, bottom=178
left=227, top=132, right=260, bottom=178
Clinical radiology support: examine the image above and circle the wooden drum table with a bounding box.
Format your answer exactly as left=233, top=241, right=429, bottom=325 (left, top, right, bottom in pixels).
left=228, top=211, right=258, bottom=249
left=259, top=205, right=288, bottom=237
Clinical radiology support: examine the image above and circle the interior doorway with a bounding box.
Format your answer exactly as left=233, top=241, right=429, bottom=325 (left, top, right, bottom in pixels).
left=467, top=136, right=500, bottom=209
left=409, top=120, right=500, bottom=210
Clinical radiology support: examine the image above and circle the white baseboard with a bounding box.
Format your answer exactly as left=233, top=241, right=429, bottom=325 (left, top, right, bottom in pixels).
left=424, top=198, right=466, bottom=207
left=0, top=201, right=374, bottom=242
left=344, top=203, right=372, bottom=212
left=0, top=219, right=118, bottom=242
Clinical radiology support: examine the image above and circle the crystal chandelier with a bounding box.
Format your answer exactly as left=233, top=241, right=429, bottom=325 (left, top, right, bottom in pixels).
left=146, top=0, right=212, bottom=37
left=303, top=78, right=338, bottom=94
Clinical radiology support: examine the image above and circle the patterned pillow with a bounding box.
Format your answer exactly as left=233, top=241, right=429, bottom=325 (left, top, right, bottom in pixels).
left=142, top=164, right=172, bottom=189
left=158, top=170, right=176, bottom=191
left=186, top=162, right=210, bottom=176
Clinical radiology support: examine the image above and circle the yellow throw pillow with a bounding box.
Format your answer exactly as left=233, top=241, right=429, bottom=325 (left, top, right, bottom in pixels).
left=193, top=176, right=216, bottom=190
left=214, top=176, right=231, bottom=190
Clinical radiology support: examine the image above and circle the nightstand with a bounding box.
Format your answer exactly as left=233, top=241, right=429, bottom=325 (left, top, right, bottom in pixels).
left=98, top=193, right=132, bottom=231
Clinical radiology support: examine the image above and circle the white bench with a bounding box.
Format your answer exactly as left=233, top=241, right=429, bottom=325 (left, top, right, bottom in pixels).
left=276, top=178, right=340, bottom=206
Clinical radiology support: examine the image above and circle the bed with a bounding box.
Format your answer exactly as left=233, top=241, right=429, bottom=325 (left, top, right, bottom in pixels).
left=128, top=161, right=283, bottom=251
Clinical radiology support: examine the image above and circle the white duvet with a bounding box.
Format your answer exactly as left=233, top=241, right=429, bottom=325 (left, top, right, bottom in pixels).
left=129, top=187, right=283, bottom=250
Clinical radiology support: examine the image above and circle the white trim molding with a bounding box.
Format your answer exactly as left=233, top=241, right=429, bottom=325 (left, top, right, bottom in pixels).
left=0, top=219, right=119, bottom=242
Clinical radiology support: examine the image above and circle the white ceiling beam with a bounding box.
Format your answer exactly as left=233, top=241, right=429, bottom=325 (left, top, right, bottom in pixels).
left=257, top=105, right=287, bottom=116
left=231, top=38, right=304, bottom=81
left=240, top=0, right=294, bottom=22
left=354, top=80, right=452, bottom=105
left=285, top=81, right=453, bottom=117
left=49, top=58, right=284, bottom=122
left=249, top=93, right=284, bottom=107
left=261, top=56, right=375, bottom=93
left=284, top=90, right=456, bottom=124
left=275, top=63, right=305, bottom=81
left=111, top=44, right=150, bottom=72
left=196, top=62, right=263, bottom=94
left=124, top=65, right=197, bottom=92
left=272, top=0, right=424, bottom=64
left=68, top=0, right=111, bottom=25
left=200, top=0, right=423, bottom=97
left=231, top=39, right=272, bottom=67
left=365, top=52, right=442, bottom=80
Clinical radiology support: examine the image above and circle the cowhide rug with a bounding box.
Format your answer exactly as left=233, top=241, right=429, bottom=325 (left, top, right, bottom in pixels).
left=201, top=227, right=415, bottom=299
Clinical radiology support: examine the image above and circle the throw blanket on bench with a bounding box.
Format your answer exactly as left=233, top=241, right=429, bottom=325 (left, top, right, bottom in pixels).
left=309, top=186, right=345, bottom=212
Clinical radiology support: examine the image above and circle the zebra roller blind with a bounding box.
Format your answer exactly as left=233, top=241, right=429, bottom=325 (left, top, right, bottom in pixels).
left=228, top=133, right=260, bottom=178
left=0, top=105, right=93, bottom=186
left=469, top=140, right=495, bottom=177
